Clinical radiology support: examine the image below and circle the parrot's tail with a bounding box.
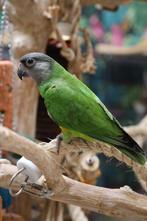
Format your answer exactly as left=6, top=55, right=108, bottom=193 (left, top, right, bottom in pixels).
left=99, top=131, right=146, bottom=165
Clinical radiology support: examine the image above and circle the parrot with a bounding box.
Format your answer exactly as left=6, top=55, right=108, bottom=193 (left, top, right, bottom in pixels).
left=17, top=52, right=146, bottom=165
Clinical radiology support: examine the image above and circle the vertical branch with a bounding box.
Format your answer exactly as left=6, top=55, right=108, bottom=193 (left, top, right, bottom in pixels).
left=7, top=0, right=53, bottom=137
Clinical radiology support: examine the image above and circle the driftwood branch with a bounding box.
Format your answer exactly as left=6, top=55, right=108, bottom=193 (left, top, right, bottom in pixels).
left=96, top=42, right=147, bottom=56
left=0, top=163, right=147, bottom=220
left=0, top=126, right=65, bottom=193
left=81, top=0, right=147, bottom=7
left=0, top=116, right=147, bottom=219
left=80, top=0, right=130, bottom=6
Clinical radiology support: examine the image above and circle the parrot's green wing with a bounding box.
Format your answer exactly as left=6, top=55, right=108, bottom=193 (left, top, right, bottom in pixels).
left=39, top=63, right=146, bottom=165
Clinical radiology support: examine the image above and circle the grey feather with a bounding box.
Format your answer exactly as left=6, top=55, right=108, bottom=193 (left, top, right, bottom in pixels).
left=19, top=52, right=53, bottom=84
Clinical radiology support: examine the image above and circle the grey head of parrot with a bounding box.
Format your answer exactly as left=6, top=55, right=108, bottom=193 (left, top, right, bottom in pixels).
left=17, top=52, right=53, bottom=84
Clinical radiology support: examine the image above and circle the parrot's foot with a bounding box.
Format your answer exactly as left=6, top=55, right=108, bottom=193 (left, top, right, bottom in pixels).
left=55, top=134, right=63, bottom=154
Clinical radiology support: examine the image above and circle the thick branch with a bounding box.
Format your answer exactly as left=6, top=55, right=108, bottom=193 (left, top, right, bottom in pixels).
left=0, top=126, right=65, bottom=193
left=96, top=42, right=147, bottom=56
left=125, top=115, right=147, bottom=137
left=7, top=0, right=52, bottom=137
left=0, top=116, right=147, bottom=188
left=0, top=117, right=147, bottom=218
left=81, top=0, right=131, bottom=6
left=0, top=163, right=147, bottom=220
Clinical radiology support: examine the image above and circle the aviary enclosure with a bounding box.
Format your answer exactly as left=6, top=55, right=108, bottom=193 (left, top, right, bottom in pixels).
left=0, top=0, right=147, bottom=220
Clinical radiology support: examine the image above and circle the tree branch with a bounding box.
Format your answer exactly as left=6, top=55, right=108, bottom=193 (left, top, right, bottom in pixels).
left=0, top=126, right=66, bottom=193
left=0, top=163, right=147, bottom=220
left=0, top=117, right=147, bottom=218
left=96, top=42, right=147, bottom=56
left=0, top=116, right=147, bottom=187
left=80, top=0, right=131, bottom=7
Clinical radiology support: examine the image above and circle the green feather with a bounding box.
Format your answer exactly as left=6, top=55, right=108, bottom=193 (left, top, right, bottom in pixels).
left=39, top=60, right=146, bottom=165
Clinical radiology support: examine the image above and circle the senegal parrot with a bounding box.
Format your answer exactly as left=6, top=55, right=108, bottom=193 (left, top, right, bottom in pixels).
left=17, top=52, right=146, bottom=165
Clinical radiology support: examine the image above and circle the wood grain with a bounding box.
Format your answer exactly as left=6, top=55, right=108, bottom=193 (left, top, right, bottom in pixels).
left=0, top=122, right=147, bottom=219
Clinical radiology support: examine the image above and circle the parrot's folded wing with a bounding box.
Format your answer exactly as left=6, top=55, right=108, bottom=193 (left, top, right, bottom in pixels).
left=97, top=130, right=146, bottom=165
left=39, top=65, right=146, bottom=165
left=94, top=98, right=146, bottom=165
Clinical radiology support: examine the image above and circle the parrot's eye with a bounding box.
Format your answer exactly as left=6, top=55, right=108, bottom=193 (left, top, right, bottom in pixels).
left=25, top=58, right=35, bottom=67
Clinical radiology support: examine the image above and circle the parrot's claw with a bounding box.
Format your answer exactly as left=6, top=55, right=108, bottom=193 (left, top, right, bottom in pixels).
left=55, top=134, right=63, bottom=154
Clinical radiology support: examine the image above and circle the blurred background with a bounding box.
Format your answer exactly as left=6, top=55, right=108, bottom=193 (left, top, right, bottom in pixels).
left=81, top=3, right=147, bottom=220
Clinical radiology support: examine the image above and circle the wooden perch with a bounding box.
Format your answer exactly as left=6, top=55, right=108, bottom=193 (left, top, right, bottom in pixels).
left=0, top=116, right=147, bottom=219
left=80, top=0, right=131, bottom=7
left=1, top=163, right=147, bottom=220
left=7, top=0, right=53, bottom=137
left=96, top=41, right=147, bottom=56
left=81, top=0, right=147, bottom=7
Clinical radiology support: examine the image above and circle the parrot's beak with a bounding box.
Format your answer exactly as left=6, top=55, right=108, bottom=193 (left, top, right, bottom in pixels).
left=17, top=63, right=29, bottom=80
